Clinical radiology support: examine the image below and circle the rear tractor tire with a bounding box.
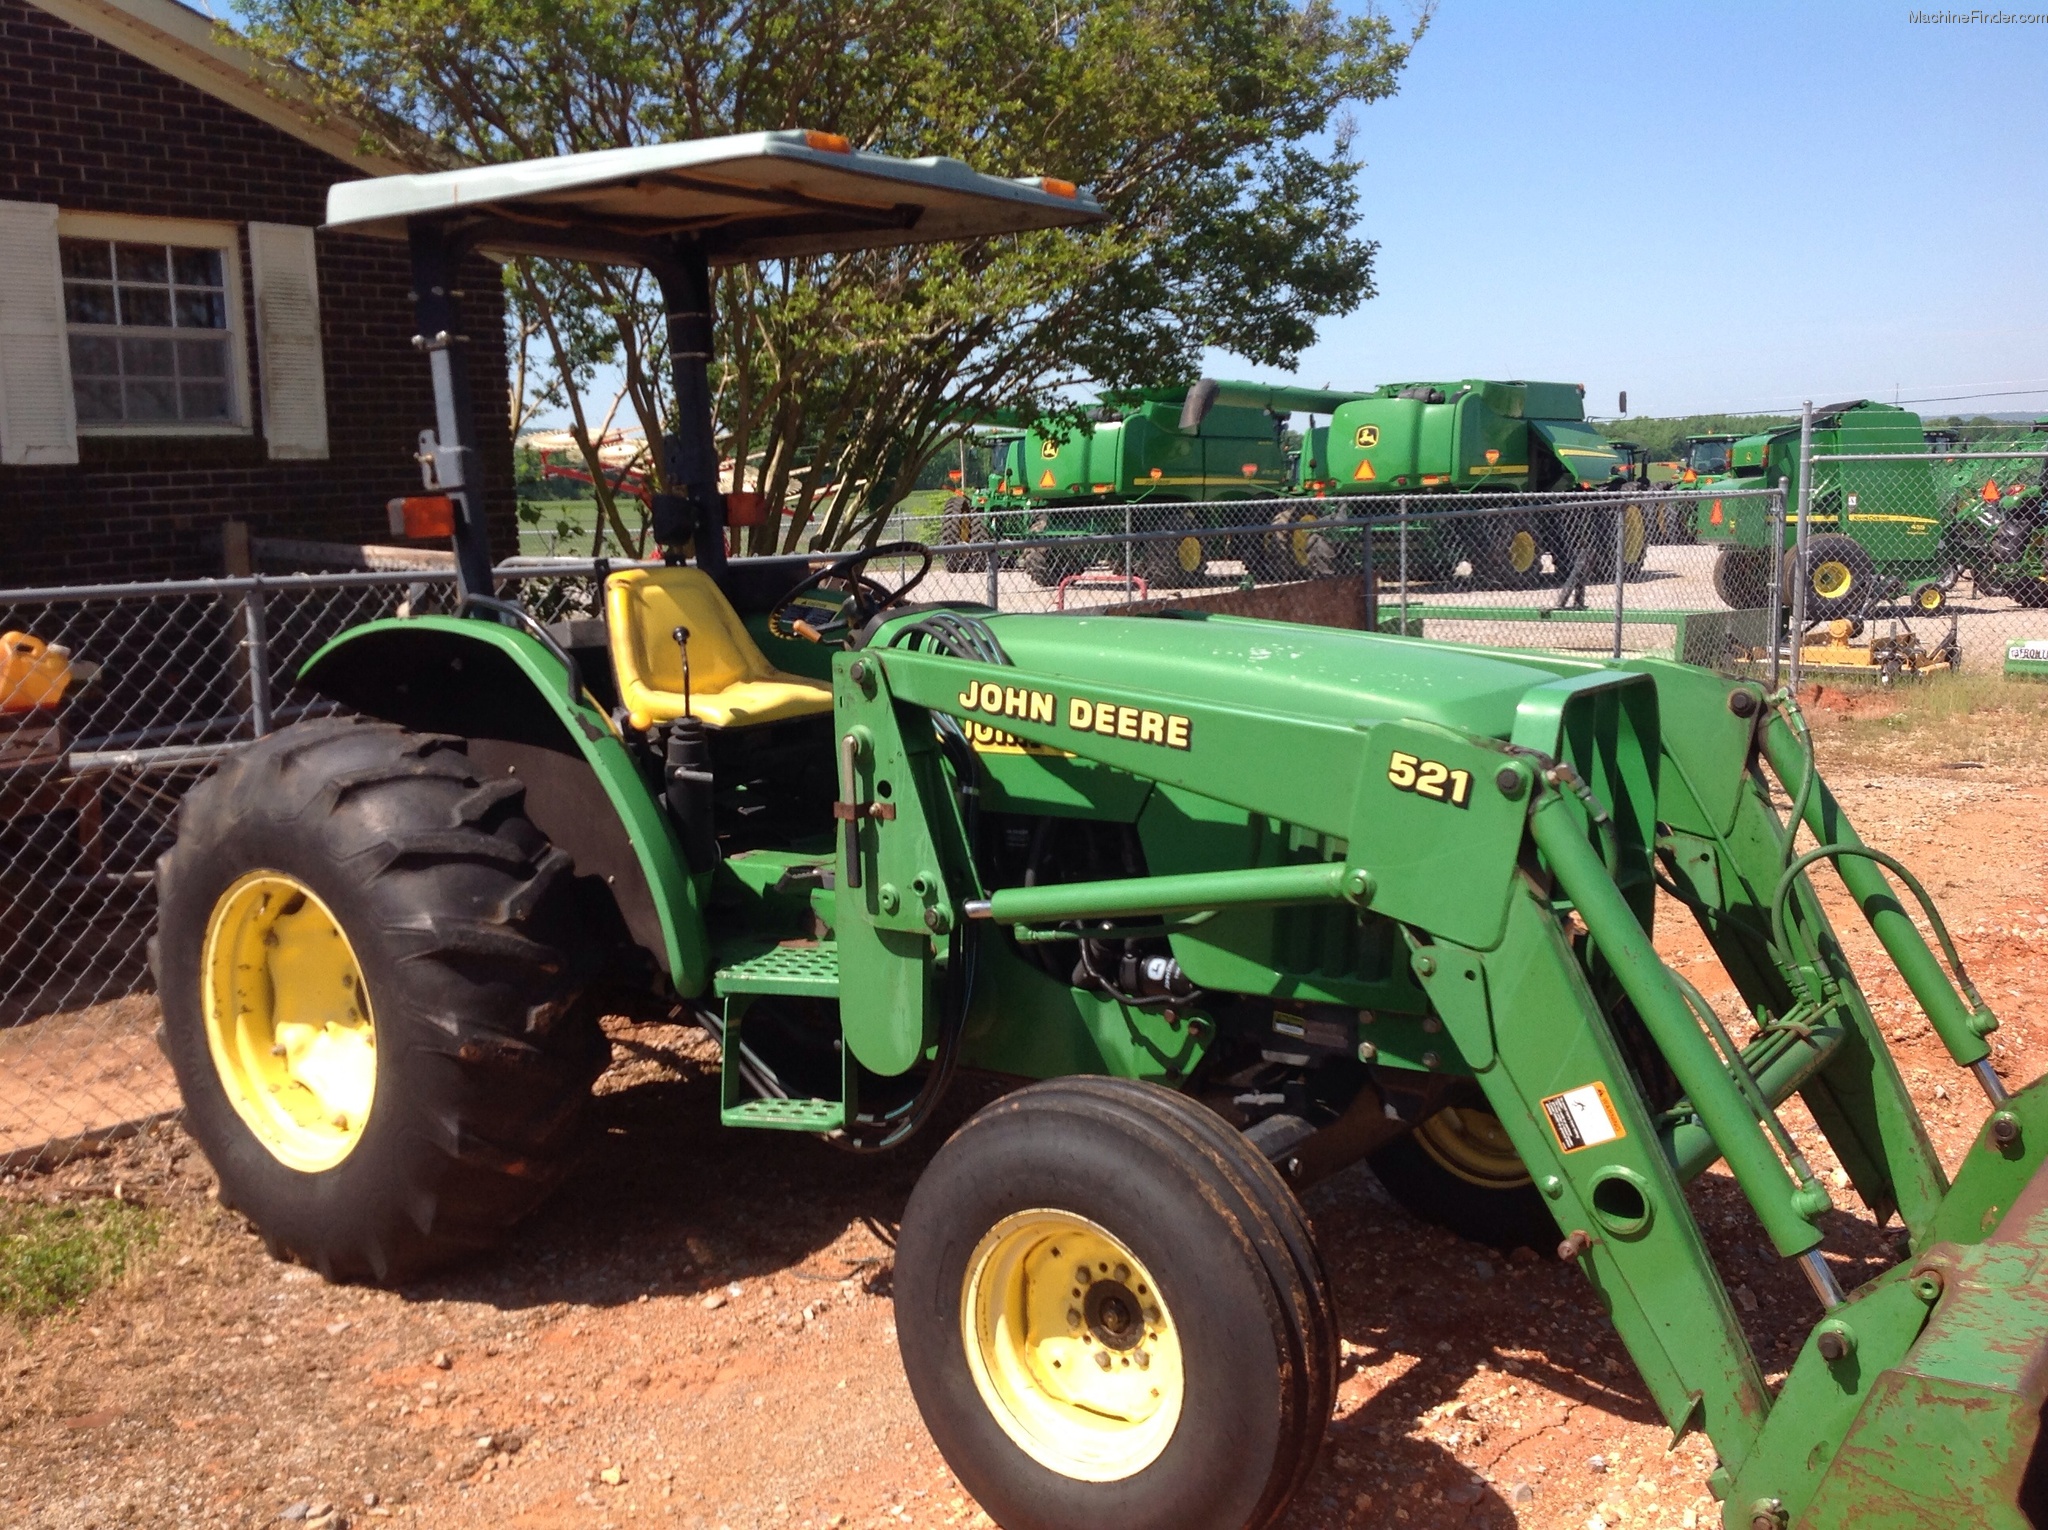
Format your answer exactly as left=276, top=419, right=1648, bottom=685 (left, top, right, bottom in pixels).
left=1249, top=505, right=1338, bottom=584
left=1369, top=1104, right=1559, bottom=1255
left=1782, top=532, right=1877, bottom=622
left=1710, top=544, right=1771, bottom=610
left=1019, top=516, right=1084, bottom=588
left=1467, top=517, right=1550, bottom=590
left=896, top=1077, right=1337, bottom=1530
left=1990, top=509, right=2048, bottom=609
left=1137, top=513, right=1211, bottom=589
left=152, top=717, right=607, bottom=1283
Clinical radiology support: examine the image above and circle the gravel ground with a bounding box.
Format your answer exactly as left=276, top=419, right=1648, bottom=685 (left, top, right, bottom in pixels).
left=2, top=702, right=2044, bottom=1530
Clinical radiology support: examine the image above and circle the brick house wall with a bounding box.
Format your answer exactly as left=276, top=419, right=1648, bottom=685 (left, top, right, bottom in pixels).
left=0, top=0, right=514, bottom=586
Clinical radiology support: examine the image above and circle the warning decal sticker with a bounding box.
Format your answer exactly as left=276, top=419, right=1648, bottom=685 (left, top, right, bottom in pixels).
left=1540, top=1081, right=1625, bottom=1153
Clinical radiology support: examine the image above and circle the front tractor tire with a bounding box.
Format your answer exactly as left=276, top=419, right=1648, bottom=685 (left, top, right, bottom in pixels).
left=895, top=1078, right=1336, bottom=1530
left=153, top=718, right=607, bottom=1283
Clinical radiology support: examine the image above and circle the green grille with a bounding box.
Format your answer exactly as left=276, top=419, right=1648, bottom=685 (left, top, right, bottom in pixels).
left=712, top=940, right=840, bottom=997
left=720, top=1097, right=846, bottom=1131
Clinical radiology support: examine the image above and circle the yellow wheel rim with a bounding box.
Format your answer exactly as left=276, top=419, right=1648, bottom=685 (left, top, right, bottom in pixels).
left=1812, top=560, right=1855, bottom=601
left=202, top=870, right=376, bottom=1173
left=1289, top=523, right=1313, bottom=566
left=1175, top=535, right=1204, bottom=574
left=961, top=1210, right=1185, bottom=1482
left=1916, top=583, right=1945, bottom=613
left=1414, top=1107, right=1530, bottom=1191
left=1507, top=529, right=1538, bottom=574
left=1623, top=504, right=1647, bottom=565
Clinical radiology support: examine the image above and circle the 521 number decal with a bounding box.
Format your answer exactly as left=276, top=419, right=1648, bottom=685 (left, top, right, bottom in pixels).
left=1387, top=751, right=1472, bottom=808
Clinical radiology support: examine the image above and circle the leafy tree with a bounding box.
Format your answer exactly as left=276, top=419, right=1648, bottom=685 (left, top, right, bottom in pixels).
left=237, top=0, right=1423, bottom=552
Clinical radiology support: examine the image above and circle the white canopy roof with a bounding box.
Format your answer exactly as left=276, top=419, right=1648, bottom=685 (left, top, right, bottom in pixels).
left=325, top=130, right=1103, bottom=263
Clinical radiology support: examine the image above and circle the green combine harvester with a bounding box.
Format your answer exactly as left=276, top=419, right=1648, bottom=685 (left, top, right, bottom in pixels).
left=1298, top=377, right=1640, bottom=587
left=967, top=380, right=1368, bottom=588
left=155, top=134, right=2048, bottom=1530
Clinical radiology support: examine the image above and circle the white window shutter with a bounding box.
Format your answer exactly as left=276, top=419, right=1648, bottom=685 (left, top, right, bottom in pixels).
left=0, top=200, right=79, bottom=466
left=249, top=222, right=329, bottom=460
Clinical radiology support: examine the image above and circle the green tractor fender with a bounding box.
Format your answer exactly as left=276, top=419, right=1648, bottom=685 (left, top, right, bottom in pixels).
left=300, top=615, right=709, bottom=994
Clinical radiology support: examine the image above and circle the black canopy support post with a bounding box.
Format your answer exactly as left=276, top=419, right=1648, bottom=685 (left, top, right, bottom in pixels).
left=405, top=217, right=495, bottom=599
left=649, top=240, right=727, bottom=576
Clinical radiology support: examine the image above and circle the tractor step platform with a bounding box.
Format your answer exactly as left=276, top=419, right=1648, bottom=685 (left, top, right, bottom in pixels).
left=720, top=1096, right=846, bottom=1132
left=711, top=939, right=840, bottom=998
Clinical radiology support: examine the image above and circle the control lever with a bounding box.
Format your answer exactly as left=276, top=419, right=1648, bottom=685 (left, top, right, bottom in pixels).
left=664, top=625, right=715, bottom=871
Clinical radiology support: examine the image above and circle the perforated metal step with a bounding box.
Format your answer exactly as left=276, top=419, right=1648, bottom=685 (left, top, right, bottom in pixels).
left=720, top=1096, right=846, bottom=1131
left=712, top=940, right=840, bottom=998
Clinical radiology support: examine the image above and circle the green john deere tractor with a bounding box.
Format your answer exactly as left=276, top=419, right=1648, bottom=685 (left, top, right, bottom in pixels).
left=157, top=134, right=2048, bottom=1530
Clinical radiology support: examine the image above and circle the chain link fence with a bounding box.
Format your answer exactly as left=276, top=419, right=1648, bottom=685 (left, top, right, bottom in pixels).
left=7, top=478, right=2047, bottom=1169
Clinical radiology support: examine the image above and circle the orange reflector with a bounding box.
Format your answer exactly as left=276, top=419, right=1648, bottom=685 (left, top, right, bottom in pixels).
left=1039, top=469, right=1057, bottom=488
left=387, top=495, right=456, bottom=538
left=1683, top=468, right=1697, bottom=483
left=1984, top=479, right=2002, bottom=503
left=1353, top=459, right=1376, bottom=481
left=1148, top=467, right=1163, bottom=480
left=1039, top=178, right=1078, bottom=198
left=804, top=131, right=852, bottom=153
left=1710, top=500, right=1724, bottom=525
left=725, top=490, right=767, bottom=527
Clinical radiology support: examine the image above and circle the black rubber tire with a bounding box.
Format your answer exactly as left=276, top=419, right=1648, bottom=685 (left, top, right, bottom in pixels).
left=1782, top=532, right=1877, bottom=622
left=940, top=493, right=986, bottom=574
left=1991, top=509, right=2048, bottom=608
left=1369, top=1109, right=1559, bottom=1255
left=1466, top=517, right=1549, bottom=590
left=896, top=1077, right=1337, bottom=1530
left=151, top=717, right=607, bottom=1283
left=1019, top=516, right=1083, bottom=588
left=1248, top=506, right=1338, bottom=583
left=1562, top=499, right=1650, bottom=583
left=1137, top=514, right=1210, bottom=589
left=1710, top=544, right=1771, bottom=609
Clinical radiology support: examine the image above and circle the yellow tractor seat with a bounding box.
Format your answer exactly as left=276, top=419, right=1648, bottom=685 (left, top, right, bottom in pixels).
left=604, top=567, right=833, bottom=730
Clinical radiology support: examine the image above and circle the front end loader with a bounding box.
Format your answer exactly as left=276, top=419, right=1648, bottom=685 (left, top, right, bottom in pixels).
left=153, top=133, right=2048, bottom=1530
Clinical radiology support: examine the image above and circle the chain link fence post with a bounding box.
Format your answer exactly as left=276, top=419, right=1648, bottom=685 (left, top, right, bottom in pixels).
left=1612, top=499, right=1626, bottom=659
left=241, top=578, right=274, bottom=738
left=1789, top=400, right=1815, bottom=693
left=1767, top=484, right=1788, bottom=692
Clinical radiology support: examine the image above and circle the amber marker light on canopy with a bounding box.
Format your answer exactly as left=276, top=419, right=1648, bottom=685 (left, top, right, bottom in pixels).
left=1040, top=178, right=1079, bottom=198
left=804, top=131, right=853, bottom=153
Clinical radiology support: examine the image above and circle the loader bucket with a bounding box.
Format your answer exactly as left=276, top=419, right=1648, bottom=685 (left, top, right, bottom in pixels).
left=1732, top=1079, right=2048, bottom=1528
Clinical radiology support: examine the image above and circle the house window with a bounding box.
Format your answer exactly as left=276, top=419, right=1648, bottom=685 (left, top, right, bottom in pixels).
left=54, top=215, right=248, bottom=435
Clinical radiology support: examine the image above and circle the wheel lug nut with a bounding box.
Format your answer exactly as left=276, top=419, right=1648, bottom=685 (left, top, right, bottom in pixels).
left=1094, top=1350, right=1112, bottom=1371
left=1066, top=1308, right=1081, bottom=1330
left=1074, top=1265, right=1092, bottom=1285
left=1135, top=1350, right=1150, bottom=1370
left=1113, top=1263, right=1130, bottom=1282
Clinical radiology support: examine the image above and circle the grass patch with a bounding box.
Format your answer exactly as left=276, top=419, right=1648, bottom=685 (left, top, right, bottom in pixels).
left=1808, top=672, right=2048, bottom=775
left=0, top=1199, right=161, bottom=1323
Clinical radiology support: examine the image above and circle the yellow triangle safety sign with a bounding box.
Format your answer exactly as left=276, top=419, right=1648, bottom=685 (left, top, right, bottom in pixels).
left=1353, top=459, right=1376, bottom=482
left=1039, top=469, right=1057, bottom=488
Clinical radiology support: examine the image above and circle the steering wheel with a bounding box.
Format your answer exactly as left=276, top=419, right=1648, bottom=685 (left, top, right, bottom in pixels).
left=767, top=540, right=934, bottom=644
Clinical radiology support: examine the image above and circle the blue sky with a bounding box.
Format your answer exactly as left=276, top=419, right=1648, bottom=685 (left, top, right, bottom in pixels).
left=1221, top=0, right=2048, bottom=419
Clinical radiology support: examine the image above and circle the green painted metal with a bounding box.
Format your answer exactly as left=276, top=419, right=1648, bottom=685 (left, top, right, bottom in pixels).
left=713, top=940, right=841, bottom=998
left=299, top=614, right=707, bottom=992
left=979, top=861, right=1356, bottom=923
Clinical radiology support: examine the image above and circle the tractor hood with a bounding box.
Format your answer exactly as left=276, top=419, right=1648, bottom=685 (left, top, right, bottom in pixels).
left=1530, top=420, right=1621, bottom=487
left=324, top=129, right=1103, bottom=264
left=979, top=611, right=1567, bottom=741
